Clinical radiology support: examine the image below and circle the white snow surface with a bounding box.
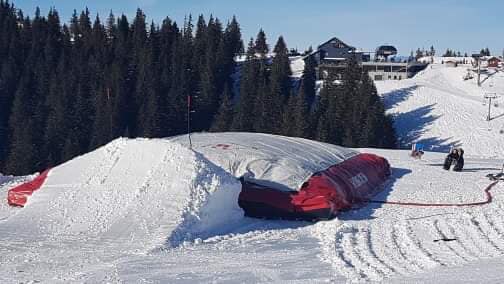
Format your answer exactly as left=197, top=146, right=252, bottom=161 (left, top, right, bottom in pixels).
left=290, top=55, right=305, bottom=78
left=418, top=56, right=476, bottom=65
left=377, top=63, right=504, bottom=157
left=2, top=64, right=504, bottom=283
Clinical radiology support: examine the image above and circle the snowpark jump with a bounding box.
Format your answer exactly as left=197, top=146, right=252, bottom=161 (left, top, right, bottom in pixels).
left=6, top=133, right=391, bottom=220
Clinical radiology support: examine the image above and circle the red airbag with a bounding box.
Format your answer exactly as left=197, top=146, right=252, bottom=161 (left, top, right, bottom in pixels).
left=7, top=169, right=51, bottom=207
left=238, top=153, right=390, bottom=220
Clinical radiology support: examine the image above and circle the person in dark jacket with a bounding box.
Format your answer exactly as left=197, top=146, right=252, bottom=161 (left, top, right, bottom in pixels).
left=453, top=148, right=464, bottom=171
left=443, top=148, right=464, bottom=171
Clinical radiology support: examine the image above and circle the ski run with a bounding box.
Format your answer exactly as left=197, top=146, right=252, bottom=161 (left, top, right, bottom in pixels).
left=1, top=61, right=504, bottom=283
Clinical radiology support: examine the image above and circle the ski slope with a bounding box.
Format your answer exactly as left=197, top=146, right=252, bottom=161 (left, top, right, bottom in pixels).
left=377, top=63, right=504, bottom=157
left=1, top=64, right=504, bottom=283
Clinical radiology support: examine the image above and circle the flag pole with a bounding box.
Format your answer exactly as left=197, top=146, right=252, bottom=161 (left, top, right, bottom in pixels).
left=187, top=95, right=192, bottom=149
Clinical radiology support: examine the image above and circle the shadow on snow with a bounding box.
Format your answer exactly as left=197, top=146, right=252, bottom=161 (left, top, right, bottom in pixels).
left=383, top=85, right=462, bottom=153
left=338, top=167, right=412, bottom=221
left=382, top=85, right=419, bottom=109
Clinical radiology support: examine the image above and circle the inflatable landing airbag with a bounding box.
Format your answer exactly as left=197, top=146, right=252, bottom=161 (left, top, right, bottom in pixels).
left=238, top=153, right=390, bottom=220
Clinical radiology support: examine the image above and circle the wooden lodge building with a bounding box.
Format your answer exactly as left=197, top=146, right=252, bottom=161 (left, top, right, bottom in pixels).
left=486, top=56, right=501, bottom=68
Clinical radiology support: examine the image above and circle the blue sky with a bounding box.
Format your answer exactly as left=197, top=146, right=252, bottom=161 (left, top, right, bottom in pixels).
left=12, top=0, right=504, bottom=56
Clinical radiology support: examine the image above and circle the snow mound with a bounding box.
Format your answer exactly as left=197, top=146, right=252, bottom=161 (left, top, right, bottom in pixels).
left=1, top=138, right=242, bottom=251
left=2, top=133, right=363, bottom=250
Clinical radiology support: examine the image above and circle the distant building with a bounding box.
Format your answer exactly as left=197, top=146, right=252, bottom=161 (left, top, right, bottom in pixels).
left=444, top=59, right=458, bottom=67
left=308, top=37, right=363, bottom=81
left=487, top=56, right=501, bottom=68
left=311, top=37, right=366, bottom=65
left=307, top=37, right=427, bottom=82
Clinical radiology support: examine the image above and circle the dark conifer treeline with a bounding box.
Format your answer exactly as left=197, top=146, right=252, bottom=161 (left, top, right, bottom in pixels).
left=0, top=1, right=396, bottom=175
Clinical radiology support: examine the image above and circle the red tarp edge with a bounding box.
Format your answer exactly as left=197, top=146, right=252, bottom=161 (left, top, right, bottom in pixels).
left=7, top=169, right=51, bottom=207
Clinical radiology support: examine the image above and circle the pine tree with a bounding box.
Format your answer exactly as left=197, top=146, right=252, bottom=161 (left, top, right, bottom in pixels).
left=415, top=48, right=423, bottom=60
left=224, top=16, right=243, bottom=56
left=0, top=1, right=24, bottom=169
left=291, top=84, right=309, bottom=138
left=157, top=17, right=178, bottom=137
left=5, top=70, right=39, bottom=174
left=291, top=55, right=316, bottom=138
left=128, top=8, right=148, bottom=136
left=300, top=55, right=317, bottom=107
left=339, top=56, right=362, bottom=147
left=192, top=15, right=225, bottom=131
left=110, top=14, right=132, bottom=138
left=218, top=15, right=243, bottom=91
left=281, top=92, right=297, bottom=136
left=210, top=83, right=234, bottom=132
left=254, top=29, right=268, bottom=57
left=232, top=38, right=258, bottom=131
left=313, top=84, right=333, bottom=143
left=43, top=21, right=71, bottom=166
left=259, top=36, right=291, bottom=133
left=137, top=22, right=163, bottom=137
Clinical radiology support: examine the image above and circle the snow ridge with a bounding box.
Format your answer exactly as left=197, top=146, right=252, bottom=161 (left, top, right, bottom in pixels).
left=166, top=150, right=242, bottom=248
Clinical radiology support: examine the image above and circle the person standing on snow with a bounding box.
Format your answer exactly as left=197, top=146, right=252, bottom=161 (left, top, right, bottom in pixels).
left=443, top=148, right=464, bottom=171
left=453, top=148, right=464, bottom=171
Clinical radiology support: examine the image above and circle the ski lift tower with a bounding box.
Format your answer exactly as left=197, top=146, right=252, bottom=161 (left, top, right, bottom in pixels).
left=472, top=53, right=482, bottom=86
left=484, top=92, right=498, bottom=121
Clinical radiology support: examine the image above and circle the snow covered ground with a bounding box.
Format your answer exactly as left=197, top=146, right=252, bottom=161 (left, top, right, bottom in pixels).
left=377, top=63, right=504, bottom=157
left=2, top=63, right=504, bottom=283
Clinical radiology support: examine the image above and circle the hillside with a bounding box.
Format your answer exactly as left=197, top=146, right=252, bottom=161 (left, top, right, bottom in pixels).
left=377, top=62, right=504, bottom=157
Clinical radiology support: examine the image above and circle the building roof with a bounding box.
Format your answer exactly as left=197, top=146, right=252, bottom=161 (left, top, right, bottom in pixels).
left=444, top=59, right=458, bottom=63
left=376, top=45, right=398, bottom=56
left=318, top=37, right=354, bottom=50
